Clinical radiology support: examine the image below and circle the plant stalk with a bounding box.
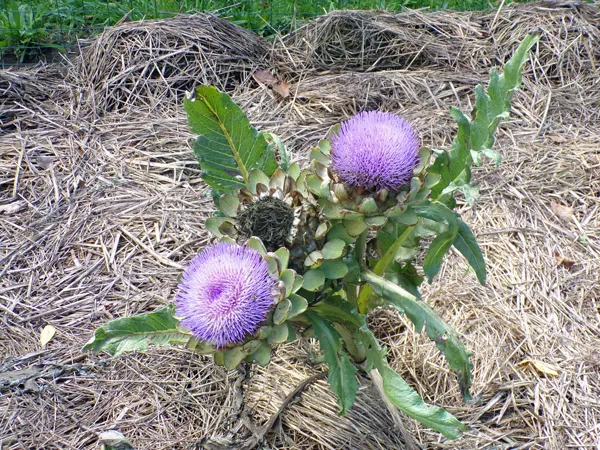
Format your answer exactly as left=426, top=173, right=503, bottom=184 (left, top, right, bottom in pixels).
left=357, top=225, right=414, bottom=313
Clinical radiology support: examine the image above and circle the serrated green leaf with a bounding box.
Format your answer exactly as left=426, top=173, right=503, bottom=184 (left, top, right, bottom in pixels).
left=358, top=327, right=466, bottom=439
left=430, top=34, right=538, bottom=205
left=184, top=86, right=277, bottom=194
left=305, top=311, right=358, bottom=415
left=415, top=202, right=459, bottom=283
left=83, top=306, right=190, bottom=357
left=453, top=219, right=486, bottom=285
left=381, top=365, right=466, bottom=438
left=361, top=270, right=472, bottom=401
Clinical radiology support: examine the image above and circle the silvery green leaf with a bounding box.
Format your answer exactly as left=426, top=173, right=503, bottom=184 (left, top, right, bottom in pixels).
left=184, top=86, right=277, bottom=196
left=83, top=306, right=190, bottom=357
left=361, top=270, right=473, bottom=401
left=305, top=311, right=358, bottom=415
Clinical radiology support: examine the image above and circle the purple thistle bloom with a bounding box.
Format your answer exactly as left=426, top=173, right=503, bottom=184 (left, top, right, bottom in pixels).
left=175, top=242, right=277, bottom=348
left=331, top=111, right=421, bottom=192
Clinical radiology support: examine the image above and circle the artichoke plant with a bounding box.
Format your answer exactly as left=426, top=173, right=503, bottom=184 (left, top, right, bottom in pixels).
left=83, top=34, right=538, bottom=441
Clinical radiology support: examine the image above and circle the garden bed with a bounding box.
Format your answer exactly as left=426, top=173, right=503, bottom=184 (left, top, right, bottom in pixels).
left=1, top=2, right=599, bottom=449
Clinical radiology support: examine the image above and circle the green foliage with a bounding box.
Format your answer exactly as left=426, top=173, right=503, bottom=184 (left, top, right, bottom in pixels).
left=84, top=35, right=537, bottom=441
left=429, top=33, right=539, bottom=206
left=308, top=296, right=466, bottom=438
left=361, top=270, right=473, bottom=400
left=0, top=2, right=65, bottom=62
left=360, top=327, right=468, bottom=439
left=83, top=306, right=191, bottom=357
left=305, top=311, right=358, bottom=415
left=453, top=219, right=486, bottom=284
left=0, top=0, right=534, bottom=63
left=184, top=85, right=277, bottom=196
left=414, top=202, right=459, bottom=283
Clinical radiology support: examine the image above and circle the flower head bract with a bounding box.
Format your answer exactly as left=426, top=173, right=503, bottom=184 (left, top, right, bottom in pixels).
left=331, top=111, right=420, bottom=192
left=175, top=241, right=278, bottom=348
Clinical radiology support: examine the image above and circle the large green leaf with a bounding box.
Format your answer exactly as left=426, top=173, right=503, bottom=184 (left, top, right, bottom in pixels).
left=309, top=295, right=364, bottom=329
left=184, top=86, right=277, bottom=194
left=415, top=202, right=459, bottom=283
left=305, top=311, right=358, bottom=415
left=453, top=219, right=486, bottom=285
left=359, top=327, right=467, bottom=439
left=83, top=306, right=191, bottom=357
left=430, top=33, right=538, bottom=204
left=361, top=270, right=473, bottom=400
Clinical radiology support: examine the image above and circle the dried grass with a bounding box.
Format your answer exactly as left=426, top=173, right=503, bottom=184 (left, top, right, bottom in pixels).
left=0, top=65, right=71, bottom=131
left=76, top=14, right=272, bottom=115
left=1, top=3, right=600, bottom=450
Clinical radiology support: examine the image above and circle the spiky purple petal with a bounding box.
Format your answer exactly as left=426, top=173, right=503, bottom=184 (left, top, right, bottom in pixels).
left=175, top=242, right=277, bottom=348
left=331, top=111, right=421, bottom=192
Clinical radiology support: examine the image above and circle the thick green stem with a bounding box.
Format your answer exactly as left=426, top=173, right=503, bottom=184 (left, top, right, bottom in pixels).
left=357, top=226, right=414, bottom=313
left=354, top=229, right=368, bottom=268
left=344, top=282, right=358, bottom=307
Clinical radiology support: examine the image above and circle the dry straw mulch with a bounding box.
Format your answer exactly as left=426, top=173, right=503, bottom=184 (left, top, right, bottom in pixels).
left=1, top=2, right=599, bottom=449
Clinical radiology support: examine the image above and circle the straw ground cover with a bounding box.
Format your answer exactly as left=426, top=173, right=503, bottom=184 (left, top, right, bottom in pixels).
left=1, top=2, right=599, bottom=449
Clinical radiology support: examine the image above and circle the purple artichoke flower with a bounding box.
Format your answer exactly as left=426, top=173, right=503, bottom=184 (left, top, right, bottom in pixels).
left=331, top=111, right=421, bottom=192
left=175, top=242, right=277, bottom=348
